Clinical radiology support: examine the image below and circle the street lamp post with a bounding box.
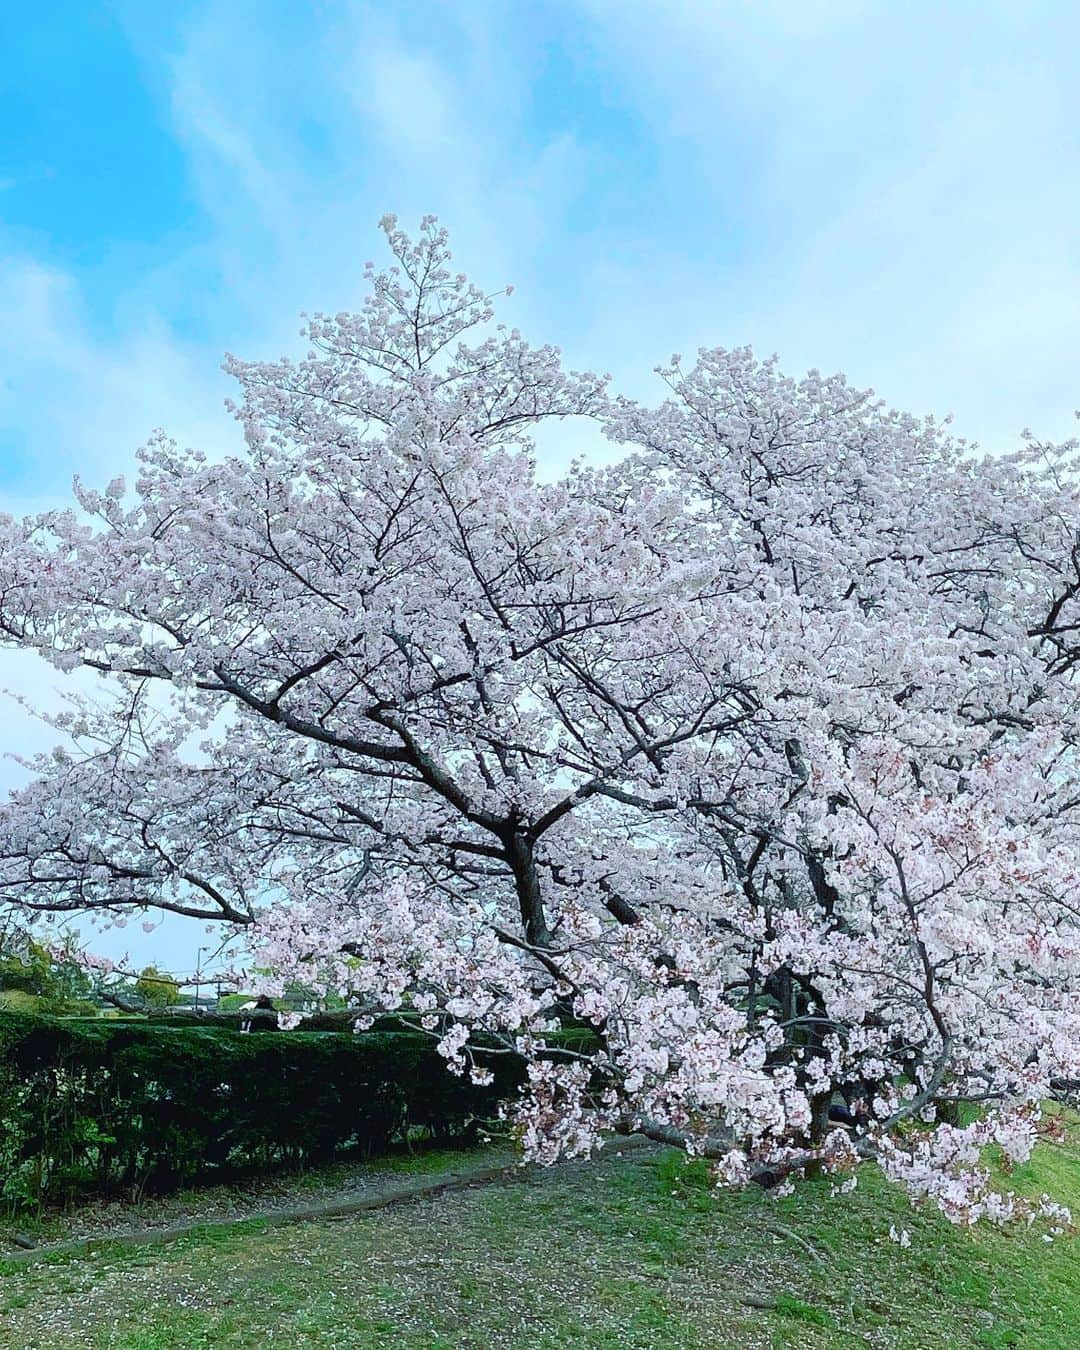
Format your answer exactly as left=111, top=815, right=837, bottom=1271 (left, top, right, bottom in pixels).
left=194, top=946, right=207, bottom=1014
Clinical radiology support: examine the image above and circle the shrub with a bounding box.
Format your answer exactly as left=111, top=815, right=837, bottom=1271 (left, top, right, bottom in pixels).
left=0, top=1012, right=522, bottom=1209
left=133, top=965, right=183, bottom=1009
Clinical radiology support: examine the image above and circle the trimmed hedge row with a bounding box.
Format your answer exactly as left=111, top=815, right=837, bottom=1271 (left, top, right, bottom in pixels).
left=0, top=1013, right=523, bottom=1209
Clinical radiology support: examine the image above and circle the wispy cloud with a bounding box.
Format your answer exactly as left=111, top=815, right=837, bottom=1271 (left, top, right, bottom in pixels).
left=0, top=253, right=234, bottom=492
left=572, top=0, right=1080, bottom=446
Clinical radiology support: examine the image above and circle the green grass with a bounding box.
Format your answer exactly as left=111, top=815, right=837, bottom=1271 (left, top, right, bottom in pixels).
left=0, top=1124, right=1077, bottom=1348
left=1, top=1137, right=496, bottom=1245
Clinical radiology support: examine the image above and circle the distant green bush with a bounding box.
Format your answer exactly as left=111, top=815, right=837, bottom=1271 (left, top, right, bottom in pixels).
left=0, top=990, right=100, bottom=1018
left=0, top=989, right=39, bottom=1015
left=133, top=965, right=183, bottom=1009
left=0, top=937, right=97, bottom=1018
left=0, top=1013, right=522, bottom=1210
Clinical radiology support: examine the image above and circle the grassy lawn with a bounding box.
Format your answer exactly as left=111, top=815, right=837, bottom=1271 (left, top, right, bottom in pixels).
left=0, top=1141, right=515, bottom=1248
left=1, top=1127, right=1077, bottom=1349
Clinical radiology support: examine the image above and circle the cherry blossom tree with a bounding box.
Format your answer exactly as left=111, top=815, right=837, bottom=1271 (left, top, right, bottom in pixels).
left=0, top=216, right=1078, bottom=1226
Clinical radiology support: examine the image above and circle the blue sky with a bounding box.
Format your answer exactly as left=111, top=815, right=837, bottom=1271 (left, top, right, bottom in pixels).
left=2, top=0, right=1079, bottom=973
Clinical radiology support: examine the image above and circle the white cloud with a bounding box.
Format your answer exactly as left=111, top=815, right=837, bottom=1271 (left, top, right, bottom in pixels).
left=570, top=0, right=1080, bottom=448
left=0, top=254, right=235, bottom=495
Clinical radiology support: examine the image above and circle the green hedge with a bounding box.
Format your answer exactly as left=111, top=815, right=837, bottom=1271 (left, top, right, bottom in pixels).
left=0, top=1013, right=523, bottom=1210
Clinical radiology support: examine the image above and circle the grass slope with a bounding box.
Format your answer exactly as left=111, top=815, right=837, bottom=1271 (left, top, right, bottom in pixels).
left=1, top=1124, right=1077, bottom=1348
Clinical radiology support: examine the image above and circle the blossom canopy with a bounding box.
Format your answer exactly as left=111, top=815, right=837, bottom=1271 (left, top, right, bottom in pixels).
left=1, top=216, right=1078, bottom=1225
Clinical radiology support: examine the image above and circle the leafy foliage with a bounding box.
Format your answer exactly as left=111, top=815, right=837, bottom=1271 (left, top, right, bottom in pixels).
left=0, top=1012, right=519, bottom=1210
left=133, top=965, right=182, bottom=1009
left=0, top=938, right=96, bottom=1017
